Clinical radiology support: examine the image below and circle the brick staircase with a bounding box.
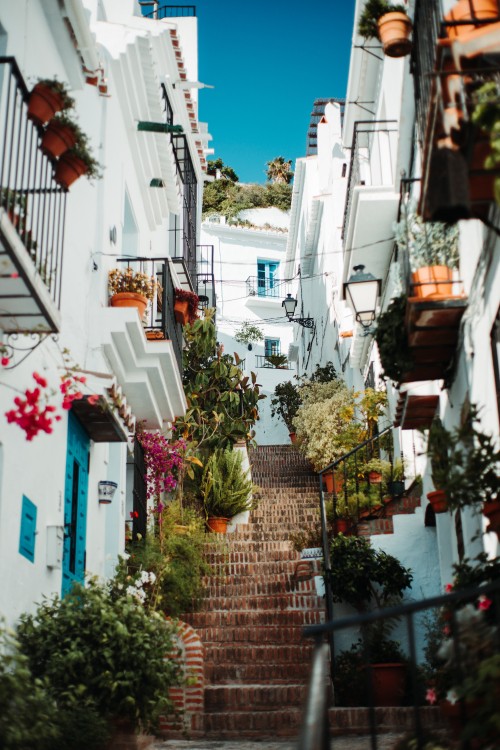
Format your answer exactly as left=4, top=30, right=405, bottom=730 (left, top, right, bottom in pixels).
left=182, top=445, right=324, bottom=738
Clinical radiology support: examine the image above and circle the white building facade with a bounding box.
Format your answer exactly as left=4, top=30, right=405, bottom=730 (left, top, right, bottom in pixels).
left=0, top=0, right=209, bottom=624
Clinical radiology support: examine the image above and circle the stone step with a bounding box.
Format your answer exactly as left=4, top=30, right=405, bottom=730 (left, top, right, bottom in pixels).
left=190, top=707, right=304, bottom=737
left=202, top=575, right=316, bottom=595
left=195, top=591, right=323, bottom=612
left=201, top=642, right=316, bottom=664
left=193, top=624, right=315, bottom=643
left=188, top=608, right=323, bottom=628
left=203, top=559, right=306, bottom=577
left=205, top=661, right=313, bottom=684
left=204, top=548, right=300, bottom=564
left=204, top=684, right=309, bottom=713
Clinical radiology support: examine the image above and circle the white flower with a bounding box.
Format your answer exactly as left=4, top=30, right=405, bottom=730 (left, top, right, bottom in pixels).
left=126, top=585, right=137, bottom=598
left=446, top=690, right=459, bottom=705
left=117, top=583, right=123, bottom=590
left=141, top=570, right=150, bottom=584
left=148, top=572, right=156, bottom=583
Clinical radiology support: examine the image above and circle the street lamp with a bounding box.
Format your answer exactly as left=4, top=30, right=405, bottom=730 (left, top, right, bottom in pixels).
left=343, top=265, right=381, bottom=329
left=281, top=294, right=315, bottom=329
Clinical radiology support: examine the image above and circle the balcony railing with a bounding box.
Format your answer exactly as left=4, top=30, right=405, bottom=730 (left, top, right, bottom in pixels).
left=0, top=57, right=66, bottom=332
left=255, top=355, right=293, bottom=370
left=114, top=257, right=183, bottom=375
left=195, top=244, right=216, bottom=309
left=246, top=275, right=283, bottom=298
left=299, top=577, right=500, bottom=750
left=342, top=120, right=398, bottom=240
left=140, top=3, right=196, bottom=17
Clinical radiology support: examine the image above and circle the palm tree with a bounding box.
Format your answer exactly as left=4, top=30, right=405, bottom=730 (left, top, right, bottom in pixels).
left=206, top=158, right=239, bottom=182
left=265, top=156, right=294, bottom=184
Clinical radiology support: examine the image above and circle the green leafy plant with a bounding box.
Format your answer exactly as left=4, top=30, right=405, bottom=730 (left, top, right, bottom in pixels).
left=265, top=353, right=288, bottom=368
left=65, top=128, right=102, bottom=180
left=357, top=0, right=407, bottom=40
left=265, top=155, right=294, bottom=184
left=202, top=179, right=292, bottom=218
left=375, top=295, right=414, bottom=383
left=108, top=267, right=156, bottom=301
left=471, top=80, right=500, bottom=206
left=361, top=457, right=392, bottom=478
left=198, top=448, right=255, bottom=519
left=234, top=321, right=264, bottom=346
left=175, top=310, right=265, bottom=448
left=270, top=379, right=301, bottom=432
left=426, top=417, right=451, bottom=490
left=206, top=158, right=239, bottom=182
left=394, top=204, right=460, bottom=270
left=16, top=579, right=183, bottom=734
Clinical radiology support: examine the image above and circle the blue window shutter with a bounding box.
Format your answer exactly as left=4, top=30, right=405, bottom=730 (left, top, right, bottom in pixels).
left=19, top=495, right=37, bottom=562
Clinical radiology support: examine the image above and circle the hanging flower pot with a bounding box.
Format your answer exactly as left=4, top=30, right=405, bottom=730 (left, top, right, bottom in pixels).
left=98, top=480, right=118, bottom=504
left=377, top=12, right=412, bottom=57
left=110, top=292, right=148, bottom=319
left=412, top=266, right=453, bottom=298
left=54, top=151, right=89, bottom=189
left=27, top=82, right=65, bottom=126
left=174, top=298, right=189, bottom=325
left=483, top=499, right=500, bottom=536
left=41, top=118, right=78, bottom=159
left=444, top=0, right=498, bottom=40
left=323, top=471, right=344, bottom=494
left=207, top=516, right=230, bottom=534
left=427, top=489, right=448, bottom=514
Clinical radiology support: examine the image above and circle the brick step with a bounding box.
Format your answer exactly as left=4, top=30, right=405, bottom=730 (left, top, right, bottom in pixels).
left=251, top=479, right=319, bottom=488
left=199, top=576, right=315, bottom=607
left=188, top=707, right=304, bottom=737
left=188, top=608, right=323, bottom=628
left=204, top=683, right=308, bottom=712
left=193, top=624, right=315, bottom=643
left=328, top=706, right=445, bottom=737
left=220, top=540, right=294, bottom=552
left=205, top=661, right=313, bottom=684
left=201, top=643, right=316, bottom=664
left=202, top=559, right=303, bottom=577
left=233, top=529, right=304, bottom=541
left=204, top=549, right=300, bottom=564
left=235, top=519, right=318, bottom=533
left=195, top=592, right=323, bottom=612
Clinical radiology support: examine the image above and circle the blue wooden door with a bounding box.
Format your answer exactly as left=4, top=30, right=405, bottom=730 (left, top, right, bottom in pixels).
left=62, top=412, right=89, bottom=596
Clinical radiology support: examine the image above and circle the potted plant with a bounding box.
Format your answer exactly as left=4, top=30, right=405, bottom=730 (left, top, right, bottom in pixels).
left=54, top=131, right=102, bottom=189
left=40, top=112, right=83, bottom=160
left=470, top=80, right=500, bottom=207
left=394, top=207, right=460, bottom=298
left=357, top=0, right=412, bottom=58
left=0, top=187, right=26, bottom=230
left=386, top=457, right=406, bottom=497
left=426, top=417, right=451, bottom=514
left=173, top=288, right=199, bottom=325
left=270, top=379, right=301, bottom=442
left=375, top=295, right=414, bottom=384
left=326, top=534, right=413, bottom=706
left=108, top=266, right=156, bottom=319
left=265, top=353, right=288, bottom=368
left=198, top=448, right=256, bottom=533
left=16, top=578, right=183, bottom=740
left=234, top=321, right=264, bottom=351
left=362, top=457, right=392, bottom=485
left=27, top=77, right=75, bottom=126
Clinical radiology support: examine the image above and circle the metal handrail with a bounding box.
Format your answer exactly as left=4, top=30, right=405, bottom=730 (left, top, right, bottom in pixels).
left=141, top=4, right=196, bottom=18
left=297, top=639, right=330, bottom=750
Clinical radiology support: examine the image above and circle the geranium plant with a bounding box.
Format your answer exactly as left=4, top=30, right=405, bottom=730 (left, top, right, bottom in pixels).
left=108, top=267, right=156, bottom=301
left=174, top=288, right=199, bottom=324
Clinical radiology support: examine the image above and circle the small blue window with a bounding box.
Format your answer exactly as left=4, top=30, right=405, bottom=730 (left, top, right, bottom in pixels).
left=19, top=495, right=37, bottom=563
left=257, top=260, right=279, bottom=297
left=265, top=338, right=280, bottom=356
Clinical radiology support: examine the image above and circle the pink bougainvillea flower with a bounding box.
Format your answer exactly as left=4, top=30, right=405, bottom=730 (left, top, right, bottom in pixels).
left=442, top=624, right=451, bottom=637
left=425, top=687, right=437, bottom=705
left=87, top=393, right=100, bottom=405
left=10, top=272, right=19, bottom=278
left=445, top=583, right=453, bottom=593
left=32, top=372, right=48, bottom=388
left=130, top=510, right=139, bottom=519
left=478, top=595, right=492, bottom=611
left=1, top=356, right=10, bottom=366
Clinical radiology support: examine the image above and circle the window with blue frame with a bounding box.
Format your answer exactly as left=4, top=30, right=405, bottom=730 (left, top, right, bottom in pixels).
left=257, top=260, right=279, bottom=297
left=265, top=338, right=280, bottom=356
left=19, top=495, right=37, bottom=562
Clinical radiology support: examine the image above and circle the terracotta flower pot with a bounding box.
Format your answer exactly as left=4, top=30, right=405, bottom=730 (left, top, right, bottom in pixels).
left=27, top=82, right=64, bottom=126
left=469, top=139, right=497, bottom=207
left=174, top=299, right=189, bottom=325
left=483, top=499, right=500, bottom=536
left=207, top=516, right=230, bottom=533
left=445, top=0, right=499, bottom=40
left=289, top=431, right=297, bottom=444
left=41, top=120, right=77, bottom=159
left=377, top=12, right=412, bottom=57
left=368, top=471, right=383, bottom=485
left=427, top=489, right=448, bottom=514
left=333, top=518, right=352, bottom=536
left=369, top=663, right=406, bottom=706
left=54, top=151, right=88, bottom=189
left=110, top=292, right=148, bottom=319
left=412, top=266, right=453, bottom=298
left=323, top=471, right=344, bottom=494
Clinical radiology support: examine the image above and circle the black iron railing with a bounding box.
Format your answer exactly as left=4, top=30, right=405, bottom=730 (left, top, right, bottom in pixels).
left=246, top=275, right=284, bottom=298
left=342, top=120, right=398, bottom=240
left=255, top=354, right=293, bottom=370
left=160, top=85, right=198, bottom=285
left=299, top=577, right=500, bottom=750
left=0, top=57, right=66, bottom=322
left=195, top=244, right=216, bottom=309
left=114, top=257, right=183, bottom=374
left=141, top=3, right=196, bottom=18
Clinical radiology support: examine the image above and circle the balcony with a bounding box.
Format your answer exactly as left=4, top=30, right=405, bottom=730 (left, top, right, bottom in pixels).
left=255, top=354, right=293, bottom=370
left=342, top=120, right=399, bottom=283
left=394, top=392, right=439, bottom=430
left=411, top=0, right=500, bottom=222
left=245, top=276, right=285, bottom=305
left=0, top=57, right=66, bottom=333
left=102, top=257, right=186, bottom=427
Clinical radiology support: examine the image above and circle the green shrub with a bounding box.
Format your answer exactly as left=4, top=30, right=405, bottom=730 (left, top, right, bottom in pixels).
left=200, top=448, right=255, bottom=518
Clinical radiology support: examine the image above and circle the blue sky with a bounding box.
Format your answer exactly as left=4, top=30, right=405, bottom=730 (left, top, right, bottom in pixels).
left=193, top=1, right=355, bottom=184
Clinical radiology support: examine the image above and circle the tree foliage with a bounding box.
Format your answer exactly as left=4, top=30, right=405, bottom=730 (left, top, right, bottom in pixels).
left=206, top=158, right=239, bottom=182
left=265, top=155, right=294, bottom=184
left=202, top=179, right=292, bottom=218
left=174, top=310, right=265, bottom=448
